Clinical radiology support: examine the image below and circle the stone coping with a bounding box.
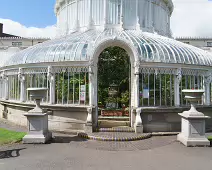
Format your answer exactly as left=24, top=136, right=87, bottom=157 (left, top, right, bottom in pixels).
left=1, top=99, right=212, bottom=113
left=178, top=113, right=210, bottom=119
left=140, top=106, right=212, bottom=113
left=0, top=99, right=89, bottom=111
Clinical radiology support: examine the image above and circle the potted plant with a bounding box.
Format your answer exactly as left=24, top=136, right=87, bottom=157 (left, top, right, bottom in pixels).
left=124, top=107, right=129, bottom=116
left=101, top=108, right=123, bottom=117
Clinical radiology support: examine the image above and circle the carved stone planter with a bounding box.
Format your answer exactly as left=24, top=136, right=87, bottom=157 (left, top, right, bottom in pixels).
left=23, top=88, right=52, bottom=144
left=177, top=89, right=210, bottom=147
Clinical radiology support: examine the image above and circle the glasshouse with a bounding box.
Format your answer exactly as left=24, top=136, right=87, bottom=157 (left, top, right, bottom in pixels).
left=1, top=0, right=212, bottom=133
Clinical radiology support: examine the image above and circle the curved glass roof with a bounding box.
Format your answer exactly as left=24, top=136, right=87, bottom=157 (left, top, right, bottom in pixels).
left=4, top=29, right=212, bottom=67
left=0, top=47, right=20, bottom=67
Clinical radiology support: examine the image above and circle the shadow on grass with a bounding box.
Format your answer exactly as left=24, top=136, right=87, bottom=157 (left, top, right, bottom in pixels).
left=0, top=148, right=26, bottom=159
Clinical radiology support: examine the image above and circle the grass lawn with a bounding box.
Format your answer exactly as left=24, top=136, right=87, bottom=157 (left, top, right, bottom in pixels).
left=0, top=128, right=26, bottom=145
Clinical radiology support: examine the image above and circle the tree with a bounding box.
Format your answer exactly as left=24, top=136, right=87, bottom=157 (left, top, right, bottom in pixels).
left=98, top=46, right=130, bottom=107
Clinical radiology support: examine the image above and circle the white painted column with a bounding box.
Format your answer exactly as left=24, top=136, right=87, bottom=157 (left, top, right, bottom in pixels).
left=88, top=0, right=93, bottom=29
left=136, top=0, right=138, bottom=20
left=18, top=68, right=26, bottom=102
left=133, top=62, right=143, bottom=133
left=174, top=69, right=181, bottom=107
left=135, top=0, right=141, bottom=31
left=48, top=66, right=55, bottom=104
left=86, top=63, right=97, bottom=132
left=65, top=0, right=69, bottom=34
left=134, top=65, right=140, bottom=108
left=93, top=64, right=98, bottom=127
left=168, top=14, right=171, bottom=36
left=119, top=0, right=123, bottom=30
left=174, top=77, right=180, bottom=107
left=76, top=0, right=78, bottom=21
left=148, top=0, right=151, bottom=28
left=204, top=75, right=211, bottom=106
left=88, top=66, right=94, bottom=107
left=145, top=1, right=148, bottom=28
left=104, top=0, right=108, bottom=28
left=2, top=72, right=8, bottom=100
left=87, top=66, right=94, bottom=127
left=74, top=0, right=79, bottom=31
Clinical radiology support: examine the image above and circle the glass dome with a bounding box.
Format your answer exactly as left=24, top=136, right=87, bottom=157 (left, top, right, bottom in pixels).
left=4, top=29, right=212, bottom=67
left=55, top=0, right=173, bottom=37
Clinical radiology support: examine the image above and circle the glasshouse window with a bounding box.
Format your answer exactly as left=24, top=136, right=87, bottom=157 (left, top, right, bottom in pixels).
left=25, top=73, right=49, bottom=103
left=139, top=73, right=174, bottom=107
left=211, top=83, right=212, bottom=104
left=180, top=75, right=203, bottom=106
left=55, top=71, right=89, bottom=105
left=0, top=79, right=4, bottom=98
left=8, top=75, right=20, bottom=101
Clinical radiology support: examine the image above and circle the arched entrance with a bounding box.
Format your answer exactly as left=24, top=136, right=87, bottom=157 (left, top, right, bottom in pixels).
left=87, top=38, right=140, bottom=131
left=97, top=47, right=130, bottom=128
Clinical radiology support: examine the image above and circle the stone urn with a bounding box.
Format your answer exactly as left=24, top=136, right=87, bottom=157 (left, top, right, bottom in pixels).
left=177, top=89, right=210, bottom=147
left=23, top=88, right=52, bottom=144
left=28, top=88, right=48, bottom=111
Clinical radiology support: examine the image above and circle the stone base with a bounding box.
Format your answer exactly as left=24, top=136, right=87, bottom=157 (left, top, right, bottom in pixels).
left=85, top=124, right=93, bottom=133
left=177, top=133, right=210, bottom=147
left=134, top=125, right=143, bottom=134
left=23, top=132, right=52, bottom=144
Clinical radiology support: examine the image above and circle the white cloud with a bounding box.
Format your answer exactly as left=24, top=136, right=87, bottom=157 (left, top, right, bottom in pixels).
left=0, top=18, right=56, bottom=38
left=1, top=0, right=212, bottom=38
left=171, top=0, right=212, bottom=37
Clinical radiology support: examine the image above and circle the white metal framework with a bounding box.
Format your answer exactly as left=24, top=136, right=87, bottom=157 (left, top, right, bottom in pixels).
left=1, top=28, right=212, bottom=108
left=4, top=29, right=212, bottom=67
left=1, top=0, right=212, bottom=130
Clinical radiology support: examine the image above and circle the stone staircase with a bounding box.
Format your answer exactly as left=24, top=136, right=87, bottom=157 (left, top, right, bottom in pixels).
left=78, top=124, right=179, bottom=142
left=78, top=125, right=152, bottom=141
left=98, top=116, right=130, bottom=128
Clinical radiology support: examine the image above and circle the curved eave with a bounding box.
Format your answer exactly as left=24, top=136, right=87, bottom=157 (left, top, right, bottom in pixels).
left=0, top=61, right=91, bottom=71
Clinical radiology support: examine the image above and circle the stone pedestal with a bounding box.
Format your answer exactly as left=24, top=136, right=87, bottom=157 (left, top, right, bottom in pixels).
left=23, top=88, right=52, bottom=144
left=134, top=108, right=143, bottom=133
left=177, top=89, right=210, bottom=147
left=85, top=107, right=93, bottom=133
left=177, top=107, right=210, bottom=147
left=23, top=113, right=52, bottom=144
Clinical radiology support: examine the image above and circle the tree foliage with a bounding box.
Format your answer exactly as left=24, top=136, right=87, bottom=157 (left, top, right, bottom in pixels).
left=98, top=47, right=130, bottom=107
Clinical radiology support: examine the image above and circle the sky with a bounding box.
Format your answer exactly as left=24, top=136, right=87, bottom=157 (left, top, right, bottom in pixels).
left=0, top=0, right=212, bottom=38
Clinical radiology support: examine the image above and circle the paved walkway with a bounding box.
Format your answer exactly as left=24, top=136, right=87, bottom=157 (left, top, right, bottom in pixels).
left=0, top=119, right=212, bottom=170
left=0, top=137, right=212, bottom=170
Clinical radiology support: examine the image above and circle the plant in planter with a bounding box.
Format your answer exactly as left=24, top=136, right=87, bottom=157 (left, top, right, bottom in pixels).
left=101, top=108, right=123, bottom=117
left=123, top=107, right=129, bottom=116
left=105, top=96, right=118, bottom=108
left=120, top=91, right=129, bottom=107
left=98, top=102, right=104, bottom=108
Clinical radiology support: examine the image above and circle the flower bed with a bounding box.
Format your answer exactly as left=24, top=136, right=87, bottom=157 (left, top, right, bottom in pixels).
left=101, top=109, right=129, bottom=117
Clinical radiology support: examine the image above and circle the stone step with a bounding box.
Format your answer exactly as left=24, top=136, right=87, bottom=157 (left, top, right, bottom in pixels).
left=98, top=116, right=130, bottom=121
left=97, top=126, right=135, bottom=132
left=98, top=120, right=130, bottom=128
left=78, top=132, right=152, bottom=141
left=78, top=131, right=179, bottom=142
